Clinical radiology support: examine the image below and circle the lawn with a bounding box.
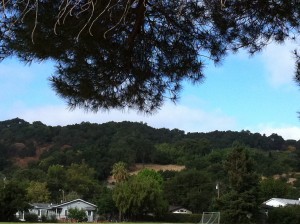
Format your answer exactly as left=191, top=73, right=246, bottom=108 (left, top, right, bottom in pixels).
left=0, top=222, right=184, bottom=224
left=0, top=223, right=181, bottom=224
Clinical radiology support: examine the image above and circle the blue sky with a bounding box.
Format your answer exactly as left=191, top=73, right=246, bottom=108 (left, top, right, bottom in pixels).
left=1, top=41, right=300, bottom=140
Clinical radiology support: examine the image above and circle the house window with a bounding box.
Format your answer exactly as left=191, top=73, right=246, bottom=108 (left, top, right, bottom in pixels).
left=87, top=211, right=92, bottom=216
left=38, top=209, right=41, bottom=216
left=65, top=210, right=68, bottom=216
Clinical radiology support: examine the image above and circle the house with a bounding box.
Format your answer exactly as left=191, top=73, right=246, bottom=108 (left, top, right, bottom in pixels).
left=263, top=198, right=300, bottom=207
left=16, top=203, right=55, bottom=221
left=17, top=199, right=97, bottom=222
left=30, top=203, right=56, bottom=220
left=169, top=205, right=192, bottom=214
left=50, top=199, right=97, bottom=222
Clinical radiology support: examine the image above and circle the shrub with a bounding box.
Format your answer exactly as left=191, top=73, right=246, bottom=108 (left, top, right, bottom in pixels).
left=268, top=206, right=300, bottom=224
left=24, top=213, right=38, bottom=222
left=68, top=207, right=87, bottom=222
left=41, top=214, right=58, bottom=223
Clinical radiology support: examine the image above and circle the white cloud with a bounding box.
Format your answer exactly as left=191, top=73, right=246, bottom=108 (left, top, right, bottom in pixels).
left=3, top=102, right=237, bottom=133
left=256, top=124, right=300, bottom=140
left=260, top=41, right=298, bottom=87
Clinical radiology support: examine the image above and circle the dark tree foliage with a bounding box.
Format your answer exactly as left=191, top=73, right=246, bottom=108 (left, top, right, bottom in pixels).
left=215, top=145, right=259, bottom=224
left=95, top=187, right=117, bottom=218
left=164, top=169, right=214, bottom=213
left=0, top=181, right=30, bottom=221
left=1, top=1, right=300, bottom=112
left=0, top=118, right=299, bottom=181
left=186, top=130, right=287, bottom=150
left=0, top=143, right=11, bottom=171
left=268, top=206, right=300, bottom=224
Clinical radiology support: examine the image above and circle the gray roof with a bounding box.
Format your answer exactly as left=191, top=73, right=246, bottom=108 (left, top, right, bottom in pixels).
left=30, top=199, right=97, bottom=210
left=52, top=199, right=97, bottom=209
left=30, top=203, right=57, bottom=209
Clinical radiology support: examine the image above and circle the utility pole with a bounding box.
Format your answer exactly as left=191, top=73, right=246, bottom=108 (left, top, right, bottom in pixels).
left=216, top=182, right=220, bottom=199
left=59, top=189, right=65, bottom=203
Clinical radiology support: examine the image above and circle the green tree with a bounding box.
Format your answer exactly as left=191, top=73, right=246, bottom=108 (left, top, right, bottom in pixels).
left=65, top=163, right=98, bottom=200
left=259, top=178, right=295, bottom=203
left=215, top=145, right=259, bottom=224
left=175, top=138, right=212, bottom=157
left=27, top=181, right=51, bottom=202
left=0, top=181, right=30, bottom=221
left=138, top=168, right=163, bottom=185
left=164, top=169, right=214, bottom=213
left=47, top=164, right=66, bottom=201
left=67, top=207, right=87, bottom=222
left=0, top=143, right=11, bottom=170
left=153, top=143, right=184, bottom=164
left=12, top=168, right=47, bottom=183
left=1, top=1, right=300, bottom=112
left=111, top=162, right=129, bottom=183
left=65, top=191, right=81, bottom=202
left=96, top=187, right=117, bottom=220
left=109, top=140, right=136, bottom=165
left=112, top=180, right=131, bottom=221
left=205, top=149, right=228, bottom=181
left=268, top=133, right=285, bottom=151
left=131, top=170, right=167, bottom=216
left=113, top=169, right=167, bottom=220
left=268, top=205, right=300, bottom=224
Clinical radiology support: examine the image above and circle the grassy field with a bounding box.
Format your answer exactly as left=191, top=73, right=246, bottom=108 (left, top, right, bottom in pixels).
left=0, top=222, right=185, bottom=224
left=0, top=223, right=181, bottom=224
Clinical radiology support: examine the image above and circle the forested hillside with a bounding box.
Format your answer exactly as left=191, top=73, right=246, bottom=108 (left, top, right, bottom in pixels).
left=0, top=118, right=300, bottom=223
left=0, top=118, right=299, bottom=177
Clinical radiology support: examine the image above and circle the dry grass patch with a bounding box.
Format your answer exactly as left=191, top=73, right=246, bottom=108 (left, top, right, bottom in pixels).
left=108, top=163, right=185, bottom=184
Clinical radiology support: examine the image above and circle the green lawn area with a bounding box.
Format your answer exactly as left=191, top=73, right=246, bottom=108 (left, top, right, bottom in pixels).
left=0, top=223, right=183, bottom=224
left=0, top=223, right=182, bottom=224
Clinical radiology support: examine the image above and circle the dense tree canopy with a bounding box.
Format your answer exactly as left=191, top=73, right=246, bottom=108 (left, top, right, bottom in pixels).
left=1, top=1, right=300, bottom=112
left=216, top=145, right=259, bottom=224
left=27, top=181, right=51, bottom=203
left=113, top=169, right=167, bottom=219
left=0, top=181, right=30, bottom=221
left=164, top=169, right=214, bottom=213
left=258, top=178, right=296, bottom=203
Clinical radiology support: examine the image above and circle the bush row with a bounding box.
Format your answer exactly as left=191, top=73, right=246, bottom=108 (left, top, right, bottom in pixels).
left=268, top=206, right=300, bottom=224
left=137, top=213, right=202, bottom=223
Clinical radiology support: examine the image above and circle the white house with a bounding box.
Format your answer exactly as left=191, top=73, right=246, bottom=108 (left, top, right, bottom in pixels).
left=16, top=203, right=56, bottom=221
left=30, top=203, right=56, bottom=220
left=17, top=199, right=97, bottom=222
left=50, top=199, right=97, bottom=222
left=169, top=206, right=192, bottom=214
left=263, top=198, right=300, bottom=207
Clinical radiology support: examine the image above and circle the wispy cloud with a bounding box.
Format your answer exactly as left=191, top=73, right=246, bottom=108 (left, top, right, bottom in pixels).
left=260, top=41, right=298, bottom=88
left=255, top=123, right=300, bottom=140
left=7, top=103, right=300, bottom=140
left=3, top=102, right=237, bottom=133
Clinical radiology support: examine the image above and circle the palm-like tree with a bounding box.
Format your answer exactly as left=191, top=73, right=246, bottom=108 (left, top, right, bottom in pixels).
left=111, top=162, right=129, bottom=183
left=111, top=162, right=129, bottom=221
